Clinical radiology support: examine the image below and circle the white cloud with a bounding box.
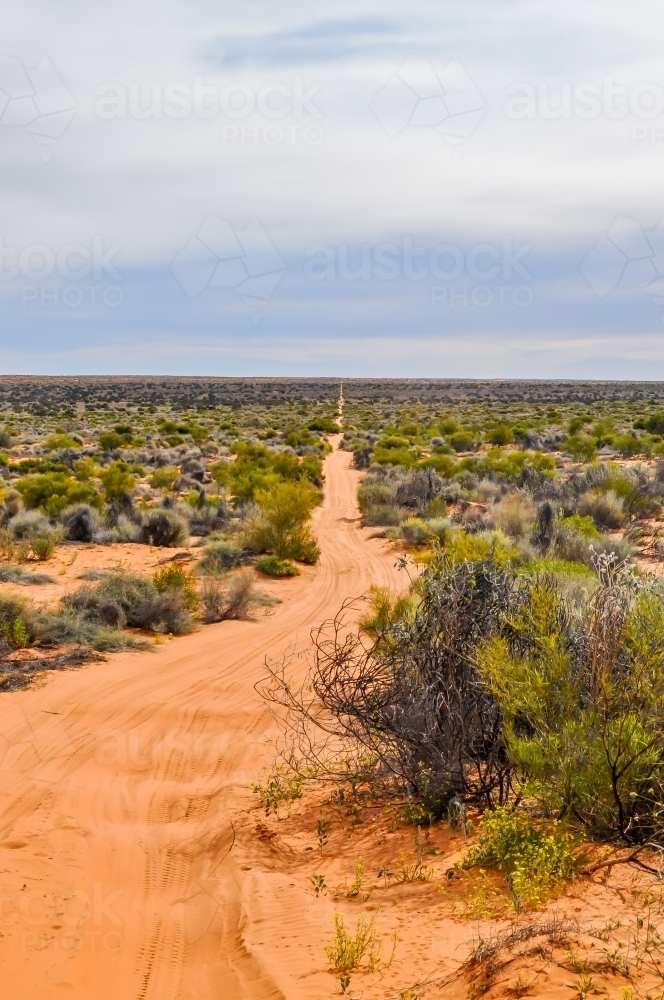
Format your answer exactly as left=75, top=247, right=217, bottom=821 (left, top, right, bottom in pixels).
left=2, top=0, right=664, bottom=372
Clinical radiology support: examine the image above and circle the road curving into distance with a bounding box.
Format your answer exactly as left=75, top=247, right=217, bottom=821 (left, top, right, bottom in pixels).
left=0, top=435, right=403, bottom=1000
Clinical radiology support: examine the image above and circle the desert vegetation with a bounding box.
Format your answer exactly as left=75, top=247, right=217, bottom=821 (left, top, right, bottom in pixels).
left=0, top=379, right=338, bottom=687
left=7, top=378, right=664, bottom=998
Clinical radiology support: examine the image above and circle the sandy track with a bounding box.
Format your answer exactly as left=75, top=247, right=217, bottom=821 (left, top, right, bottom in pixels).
left=0, top=437, right=402, bottom=1000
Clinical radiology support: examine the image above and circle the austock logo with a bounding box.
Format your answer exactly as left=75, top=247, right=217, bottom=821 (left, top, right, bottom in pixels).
left=0, top=56, right=75, bottom=161
left=171, top=216, right=286, bottom=315
left=581, top=216, right=664, bottom=304
left=371, top=55, right=486, bottom=145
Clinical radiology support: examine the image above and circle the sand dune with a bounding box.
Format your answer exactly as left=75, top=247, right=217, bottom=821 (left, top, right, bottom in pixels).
left=0, top=436, right=404, bottom=999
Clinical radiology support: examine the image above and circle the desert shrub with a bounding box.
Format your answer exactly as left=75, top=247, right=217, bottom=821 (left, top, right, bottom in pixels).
left=372, top=445, right=415, bottom=466
left=198, top=539, right=244, bottom=574
left=200, top=571, right=257, bottom=622
left=99, top=461, right=136, bottom=502
left=577, top=489, right=624, bottom=529
left=44, top=432, right=80, bottom=451
left=442, top=528, right=520, bottom=568
left=99, top=429, right=132, bottom=450
left=73, top=457, right=97, bottom=481
left=8, top=510, right=51, bottom=540
left=358, top=482, right=395, bottom=514
left=0, top=593, right=37, bottom=646
left=399, top=517, right=432, bottom=546
left=486, top=424, right=514, bottom=446
left=357, top=481, right=406, bottom=526
left=211, top=443, right=323, bottom=502
left=245, top=480, right=320, bottom=563
left=262, top=555, right=513, bottom=810
left=152, top=563, right=199, bottom=612
left=448, top=430, right=475, bottom=452
left=31, top=536, right=55, bottom=561
left=612, top=432, right=643, bottom=457
left=139, top=509, right=188, bottom=547
left=461, top=808, right=579, bottom=908
left=149, top=466, right=179, bottom=490
left=70, top=571, right=194, bottom=634
left=531, top=501, right=556, bottom=553
left=424, top=517, right=449, bottom=542
left=255, top=555, right=300, bottom=577
left=492, top=493, right=535, bottom=540
left=517, top=558, right=593, bottom=578
left=59, top=503, right=98, bottom=542
left=476, top=567, right=664, bottom=843
left=558, top=513, right=601, bottom=539
left=565, top=434, right=598, bottom=463
left=14, top=472, right=99, bottom=517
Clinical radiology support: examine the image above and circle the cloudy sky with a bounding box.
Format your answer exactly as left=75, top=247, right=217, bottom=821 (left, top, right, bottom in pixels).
left=2, top=1, right=664, bottom=376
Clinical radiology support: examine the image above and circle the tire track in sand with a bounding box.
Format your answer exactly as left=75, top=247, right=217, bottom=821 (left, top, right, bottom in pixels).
left=0, top=437, right=403, bottom=1000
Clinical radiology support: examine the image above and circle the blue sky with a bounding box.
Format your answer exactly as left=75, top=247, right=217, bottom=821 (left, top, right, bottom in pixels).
left=2, top=1, right=664, bottom=375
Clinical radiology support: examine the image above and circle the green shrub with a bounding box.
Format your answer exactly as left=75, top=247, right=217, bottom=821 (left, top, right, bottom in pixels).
left=15, top=472, right=99, bottom=517
left=211, top=443, right=324, bottom=503
left=612, top=432, right=643, bottom=457
left=1, top=616, right=30, bottom=648
left=450, top=431, right=476, bottom=452
left=255, top=555, right=300, bottom=577
left=31, top=536, right=56, bottom=561
left=442, top=528, right=520, bottom=568
left=558, top=513, right=601, bottom=539
left=461, top=808, right=579, bottom=908
left=486, top=424, right=514, bottom=446
left=44, top=432, right=80, bottom=451
left=73, top=457, right=97, bottom=481
left=399, top=517, right=432, bottom=546
left=149, top=466, right=179, bottom=490
left=152, top=563, right=199, bottom=612
left=198, top=539, right=244, bottom=574
left=476, top=574, right=664, bottom=843
left=99, top=461, right=136, bottom=502
left=372, top=446, right=415, bottom=467
left=565, top=434, right=598, bottom=463
left=0, top=593, right=37, bottom=644
left=99, top=429, right=132, bottom=450
left=246, top=480, right=320, bottom=563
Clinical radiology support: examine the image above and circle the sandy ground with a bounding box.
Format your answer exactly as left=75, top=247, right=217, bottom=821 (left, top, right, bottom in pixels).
left=0, top=437, right=406, bottom=999
left=0, top=437, right=661, bottom=1000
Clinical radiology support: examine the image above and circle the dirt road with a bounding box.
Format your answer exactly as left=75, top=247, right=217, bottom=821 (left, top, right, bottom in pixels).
left=0, top=437, right=402, bottom=999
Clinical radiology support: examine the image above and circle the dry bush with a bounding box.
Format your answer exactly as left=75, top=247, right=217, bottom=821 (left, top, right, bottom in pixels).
left=261, top=558, right=513, bottom=813
left=492, top=493, right=535, bottom=540
left=59, top=503, right=98, bottom=542
left=200, top=571, right=257, bottom=623
left=578, top=489, right=624, bottom=529
left=139, top=509, right=189, bottom=547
